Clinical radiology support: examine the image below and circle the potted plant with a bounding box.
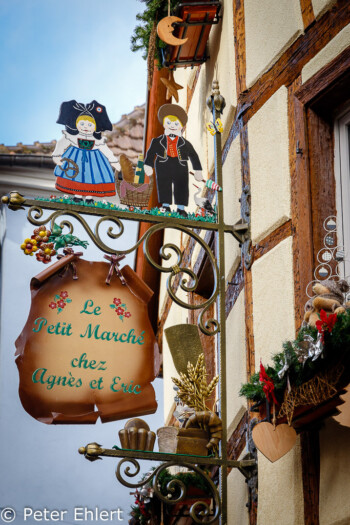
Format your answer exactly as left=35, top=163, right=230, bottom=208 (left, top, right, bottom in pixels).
left=129, top=468, right=213, bottom=523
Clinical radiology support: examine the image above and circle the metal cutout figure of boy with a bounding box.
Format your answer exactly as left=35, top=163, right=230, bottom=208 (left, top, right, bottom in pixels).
left=144, top=104, right=203, bottom=217
left=52, top=100, right=121, bottom=202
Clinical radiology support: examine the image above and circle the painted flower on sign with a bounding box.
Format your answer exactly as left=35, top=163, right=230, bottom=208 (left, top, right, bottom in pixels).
left=49, top=292, right=72, bottom=314
left=110, top=298, right=131, bottom=321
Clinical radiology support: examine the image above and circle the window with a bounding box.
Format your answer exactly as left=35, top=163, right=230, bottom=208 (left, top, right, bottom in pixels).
left=335, top=106, right=350, bottom=279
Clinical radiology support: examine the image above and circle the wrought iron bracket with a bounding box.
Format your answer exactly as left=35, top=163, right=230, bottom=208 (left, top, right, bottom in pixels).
left=78, top=442, right=257, bottom=524
left=78, top=442, right=256, bottom=471
left=244, top=420, right=258, bottom=512
left=232, top=184, right=252, bottom=270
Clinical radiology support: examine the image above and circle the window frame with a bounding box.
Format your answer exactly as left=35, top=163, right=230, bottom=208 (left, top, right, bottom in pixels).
left=335, top=106, right=350, bottom=279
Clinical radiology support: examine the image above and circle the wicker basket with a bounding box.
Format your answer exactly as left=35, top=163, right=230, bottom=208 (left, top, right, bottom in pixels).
left=116, top=178, right=153, bottom=207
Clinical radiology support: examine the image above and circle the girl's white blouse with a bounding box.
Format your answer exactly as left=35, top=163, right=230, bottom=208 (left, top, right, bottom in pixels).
left=52, top=130, right=119, bottom=163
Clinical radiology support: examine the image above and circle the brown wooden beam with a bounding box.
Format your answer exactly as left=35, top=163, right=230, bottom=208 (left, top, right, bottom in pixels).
left=240, top=124, right=255, bottom=382
left=300, top=0, right=316, bottom=30
left=300, top=430, right=320, bottom=525
left=295, top=44, right=350, bottom=106
left=227, top=411, right=248, bottom=465
left=288, top=77, right=314, bottom=331
left=233, top=0, right=247, bottom=98
left=307, top=107, right=336, bottom=262
left=136, top=63, right=168, bottom=330
left=253, top=220, right=293, bottom=263
left=226, top=264, right=244, bottom=318
left=186, top=66, right=201, bottom=113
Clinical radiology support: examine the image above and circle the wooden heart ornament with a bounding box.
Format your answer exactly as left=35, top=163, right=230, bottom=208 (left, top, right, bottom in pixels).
left=252, top=422, right=297, bottom=463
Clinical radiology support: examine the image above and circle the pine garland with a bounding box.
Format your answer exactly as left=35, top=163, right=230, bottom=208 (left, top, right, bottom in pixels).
left=131, top=0, right=185, bottom=65
left=239, top=310, right=350, bottom=404
left=157, top=468, right=211, bottom=496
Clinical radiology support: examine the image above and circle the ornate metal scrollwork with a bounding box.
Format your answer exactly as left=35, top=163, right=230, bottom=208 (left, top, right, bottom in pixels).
left=115, top=459, right=221, bottom=524
left=27, top=206, right=125, bottom=253
left=141, top=224, right=219, bottom=335
left=26, top=207, right=220, bottom=335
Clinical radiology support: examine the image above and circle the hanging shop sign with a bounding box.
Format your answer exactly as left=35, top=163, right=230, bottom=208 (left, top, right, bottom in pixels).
left=15, top=254, right=160, bottom=424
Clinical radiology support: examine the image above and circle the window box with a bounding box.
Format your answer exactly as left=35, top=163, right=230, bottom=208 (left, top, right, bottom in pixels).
left=161, top=1, right=221, bottom=68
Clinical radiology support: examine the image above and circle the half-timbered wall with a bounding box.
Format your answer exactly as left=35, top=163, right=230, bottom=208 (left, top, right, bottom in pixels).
left=156, top=1, right=350, bottom=523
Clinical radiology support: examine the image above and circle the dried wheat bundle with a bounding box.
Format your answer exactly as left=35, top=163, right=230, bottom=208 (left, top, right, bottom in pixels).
left=172, top=353, right=219, bottom=412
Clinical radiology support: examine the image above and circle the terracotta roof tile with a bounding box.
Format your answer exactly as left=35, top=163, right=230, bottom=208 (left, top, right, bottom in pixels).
left=2, top=104, right=145, bottom=166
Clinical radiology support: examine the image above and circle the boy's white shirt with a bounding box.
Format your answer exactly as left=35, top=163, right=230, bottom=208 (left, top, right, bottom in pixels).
left=52, top=130, right=119, bottom=164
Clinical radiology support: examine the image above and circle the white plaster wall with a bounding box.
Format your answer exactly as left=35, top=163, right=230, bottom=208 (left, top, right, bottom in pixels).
left=312, top=0, right=337, bottom=19
left=172, top=67, right=191, bottom=109
left=186, top=64, right=210, bottom=180
left=248, top=86, right=291, bottom=244
left=252, top=237, right=295, bottom=366
left=223, top=134, right=242, bottom=279
left=227, top=456, right=250, bottom=525
left=226, top=292, right=247, bottom=428
left=223, top=134, right=241, bottom=228
left=257, top=437, right=304, bottom=525
left=302, top=24, right=350, bottom=83
left=207, top=0, right=237, bottom=114
left=245, top=0, right=303, bottom=87
left=225, top=233, right=241, bottom=286
left=319, top=418, right=350, bottom=525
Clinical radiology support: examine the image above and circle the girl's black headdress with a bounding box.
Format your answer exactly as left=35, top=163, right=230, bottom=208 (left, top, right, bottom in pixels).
left=56, top=100, right=113, bottom=139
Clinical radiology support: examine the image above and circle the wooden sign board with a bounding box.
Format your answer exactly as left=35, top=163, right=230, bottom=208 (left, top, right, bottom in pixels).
left=15, top=256, right=160, bottom=424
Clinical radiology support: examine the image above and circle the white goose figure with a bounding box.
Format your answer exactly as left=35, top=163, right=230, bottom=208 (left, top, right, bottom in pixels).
left=193, top=184, right=216, bottom=215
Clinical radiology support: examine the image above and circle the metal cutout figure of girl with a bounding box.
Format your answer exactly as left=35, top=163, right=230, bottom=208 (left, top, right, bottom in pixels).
left=52, top=100, right=121, bottom=200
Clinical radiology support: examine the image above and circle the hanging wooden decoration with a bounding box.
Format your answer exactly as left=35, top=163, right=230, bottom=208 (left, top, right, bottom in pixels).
left=157, top=16, right=188, bottom=46
left=252, top=421, right=297, bottom=463
left=15, top=254, right=160, bottom=424
left=51, top=100, right=121, bottom=199
left=143, top=103, right=203, bottom=217
left=333, top=385, right=350, bottom=427
left=251, top=363, right=297, bottom=462
left=160, top=70, right=184, bottom=102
